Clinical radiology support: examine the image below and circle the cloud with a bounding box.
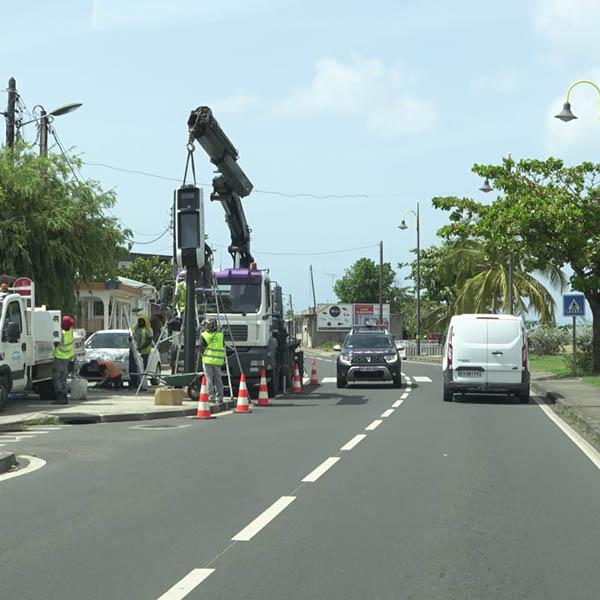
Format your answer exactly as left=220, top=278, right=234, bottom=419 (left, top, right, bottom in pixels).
left=91, top=0, right=281, bottom=30
left=270, top=56, right=436, bottom=137
left=210, top=93, right=260, bottom=115
left=531, top=0, right=600, bottom=58
left=544, top=70, right=600, bottom=158
left=471, top=71, right=519, bottom=94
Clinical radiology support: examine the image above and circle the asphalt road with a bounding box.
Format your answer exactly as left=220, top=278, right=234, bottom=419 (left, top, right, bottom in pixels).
left=1, top=357, right=599, bottom=599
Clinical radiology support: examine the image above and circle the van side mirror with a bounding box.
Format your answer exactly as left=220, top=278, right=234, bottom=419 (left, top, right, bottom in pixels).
left=333, top=344, right=341, bottom=351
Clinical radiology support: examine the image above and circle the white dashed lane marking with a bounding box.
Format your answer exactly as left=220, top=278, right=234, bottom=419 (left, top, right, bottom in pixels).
left=302, top=457, right=340, bottom=482
left=232, top=496, right=296, bottom=541
left=320, top=377, right=337, bottom=384
left=412, top=376, right=432, bottom=382
left=392, top=400, right=404, bottom=408
left=365, top=419, right=383, bottom=431
left=341, top=434, right=367, bottom=451
left=380, top=409, right=394, bottom=418
left=156, top=568, right=215, bottom=600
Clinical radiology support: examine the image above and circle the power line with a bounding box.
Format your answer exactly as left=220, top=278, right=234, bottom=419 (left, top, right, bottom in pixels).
left=211, top=241, right=378, bottom=256
left=130, top=227, right=170, bottom=245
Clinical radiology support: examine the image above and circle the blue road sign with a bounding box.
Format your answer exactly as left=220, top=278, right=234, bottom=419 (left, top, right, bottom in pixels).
left=563, top=294, right=585, bottom=317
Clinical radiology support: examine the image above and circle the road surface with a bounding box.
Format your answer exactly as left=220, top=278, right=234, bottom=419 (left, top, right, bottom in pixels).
left=1, top=358, right=599, bottom=599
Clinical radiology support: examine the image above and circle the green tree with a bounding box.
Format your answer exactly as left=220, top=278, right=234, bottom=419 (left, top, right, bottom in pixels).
left=333, top=258, right=396, bottom=304
left=0, top=146, right=131, bottom=312
left=119, top=255, right=173, bottom=291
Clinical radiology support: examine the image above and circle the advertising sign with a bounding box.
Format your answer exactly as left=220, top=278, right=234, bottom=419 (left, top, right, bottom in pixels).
left=353, top=303, right=390, bottom=329
left=317, top=304, right=353, bottom=330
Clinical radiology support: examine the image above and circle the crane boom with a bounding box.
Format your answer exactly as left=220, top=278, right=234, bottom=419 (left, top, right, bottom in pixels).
left=187, top=106, right=254, bottom=268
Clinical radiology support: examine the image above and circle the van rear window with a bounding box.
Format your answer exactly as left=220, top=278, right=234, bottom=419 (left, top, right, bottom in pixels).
left=487, top=320, right=520, bottom=344
left=454, top=320, right=486, bottom=344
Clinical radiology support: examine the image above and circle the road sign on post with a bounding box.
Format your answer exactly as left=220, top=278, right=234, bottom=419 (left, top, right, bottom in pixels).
left=563, top=294, right=585, bottom=376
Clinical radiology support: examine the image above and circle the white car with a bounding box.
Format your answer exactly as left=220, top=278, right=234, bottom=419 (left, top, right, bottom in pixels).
left=442, top=314, right=530, bottom=403
left=80, top=329, right=161, bottom=385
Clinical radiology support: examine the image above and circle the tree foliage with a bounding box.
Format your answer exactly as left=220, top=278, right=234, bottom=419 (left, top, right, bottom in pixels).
left=0, top=146, right=131, bottom=312
left=333, top=258, right=396, bottom=305
left=119, top=256, right=173, bottom=292
left=433, top=156, right=600, bottom=370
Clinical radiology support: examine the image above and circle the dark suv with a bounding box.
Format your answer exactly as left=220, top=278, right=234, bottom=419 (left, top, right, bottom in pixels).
left=335, top=332, right=402, bottom=388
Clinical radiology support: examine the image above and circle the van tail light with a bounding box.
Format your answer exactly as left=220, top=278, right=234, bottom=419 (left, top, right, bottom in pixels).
left=522, top=342, right=528, bottom=370
left=447, top=340, right=453, bottom=367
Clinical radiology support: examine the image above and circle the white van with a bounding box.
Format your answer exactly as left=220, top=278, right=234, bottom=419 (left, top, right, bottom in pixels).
left=442, top=314, right=530, bottom=403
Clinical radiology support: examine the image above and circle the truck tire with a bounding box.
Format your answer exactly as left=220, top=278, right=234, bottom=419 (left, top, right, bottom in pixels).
left=0, top=378, right=9, bottom=413
left=34, top=379, right=56, bottom=401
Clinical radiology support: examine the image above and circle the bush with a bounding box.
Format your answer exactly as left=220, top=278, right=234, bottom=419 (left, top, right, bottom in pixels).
left=576, top=324, right=593, bottom=353
left=563, top=351, right=594, bottom=375
left=528, top=326, right=567, bottom=355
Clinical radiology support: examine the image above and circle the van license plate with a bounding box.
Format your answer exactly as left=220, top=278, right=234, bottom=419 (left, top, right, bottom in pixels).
left=459, top=370, right=482, bottom=378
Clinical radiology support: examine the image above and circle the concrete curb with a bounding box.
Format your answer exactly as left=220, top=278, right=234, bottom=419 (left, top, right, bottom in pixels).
left=0, top=451, right=17, bottom=474
left=531, top=380, right=600, bottom=443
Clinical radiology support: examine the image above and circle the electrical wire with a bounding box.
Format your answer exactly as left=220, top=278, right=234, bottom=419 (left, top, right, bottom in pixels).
left=130, top=227, right=170, bottom=245
left=211, top=241, right=378, bottom=256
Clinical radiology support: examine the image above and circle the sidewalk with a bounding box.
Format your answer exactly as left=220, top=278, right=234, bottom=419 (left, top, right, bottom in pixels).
left=0, top=387, right=234, bottom=428
left=531, top=372, right=600, bottom=444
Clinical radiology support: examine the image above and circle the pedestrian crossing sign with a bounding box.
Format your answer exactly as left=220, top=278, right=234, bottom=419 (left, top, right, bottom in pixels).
left=563, top=294, right=585, bottom=317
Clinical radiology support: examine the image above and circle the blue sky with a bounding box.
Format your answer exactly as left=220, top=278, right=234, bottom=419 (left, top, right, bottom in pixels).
left=3, top=0, right=600, bottom=313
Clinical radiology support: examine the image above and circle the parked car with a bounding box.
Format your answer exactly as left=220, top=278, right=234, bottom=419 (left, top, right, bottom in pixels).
left=334, top=331, right=402, bottom=388
left=79, top=329, right=161, bottom=386
left=442, top=314, right=530, bottom=403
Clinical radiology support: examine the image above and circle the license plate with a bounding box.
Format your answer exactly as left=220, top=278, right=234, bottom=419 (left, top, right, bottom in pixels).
left=359, top=367, right=381, bottom=372
left=459, top=370, right=482, bottom=378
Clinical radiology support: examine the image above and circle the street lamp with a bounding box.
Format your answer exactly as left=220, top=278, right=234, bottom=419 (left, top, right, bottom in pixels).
left=399, top=202, right=420, bottom=355
left=19, top=102, right=82, bottom=156
left=555, top=80, right=600, bottom=122
left=478, top=178, right=514, bottom=314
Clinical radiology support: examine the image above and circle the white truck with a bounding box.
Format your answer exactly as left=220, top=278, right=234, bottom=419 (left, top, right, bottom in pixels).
left=0, top=280, right=61, bottom=412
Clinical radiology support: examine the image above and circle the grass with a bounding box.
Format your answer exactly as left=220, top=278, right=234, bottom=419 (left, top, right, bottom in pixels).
left=23, top=416, right=61, bottom=427
left=319, top=341, right=339, bottom=352
left=530, top=353, right=600, bottom=389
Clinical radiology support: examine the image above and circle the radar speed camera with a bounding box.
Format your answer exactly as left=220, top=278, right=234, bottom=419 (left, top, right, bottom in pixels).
left=175, top=185, right=205, bottom=269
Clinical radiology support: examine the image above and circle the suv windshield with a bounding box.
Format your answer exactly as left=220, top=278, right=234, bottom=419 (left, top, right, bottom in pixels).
left=344, top=334, right=393, bottom=349
left=85, top=332, right=130, bottom=349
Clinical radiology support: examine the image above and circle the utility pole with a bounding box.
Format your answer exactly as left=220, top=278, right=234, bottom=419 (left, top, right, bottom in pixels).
left=309, top=265, right=317, bottom=313
left=289, top=293, right=294, bottom=316
left=5, top=77, right=16, bottom=148
left=379, top=240, right=384, bottom=325
left=39, top=109, right=48, bottom=156
left=508, top=252, right=514, bottom=314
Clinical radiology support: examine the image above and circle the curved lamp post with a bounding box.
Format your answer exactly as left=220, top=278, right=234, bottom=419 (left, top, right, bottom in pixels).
left=555, top=80, right=600, bottom=122
left=399, top=202, right=420, bottom=355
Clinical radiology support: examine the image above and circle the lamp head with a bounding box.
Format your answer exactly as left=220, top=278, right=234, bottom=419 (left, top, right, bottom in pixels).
left=555, top=102, right=577, bottom=122
left=479, top=178, right=493, bottom=193
left=398, top=220, right=408, bottom=230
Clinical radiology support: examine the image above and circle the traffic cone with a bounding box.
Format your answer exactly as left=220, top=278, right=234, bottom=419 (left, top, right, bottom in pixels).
left=257, top=369, right=270, bottom=406
left=310, top=359, right=319, bottom=385
left=235, top=373, right=252, bottom=413
left=192, top=376, right=213, bottom=419
left=292, top=362, right=302, bottom=393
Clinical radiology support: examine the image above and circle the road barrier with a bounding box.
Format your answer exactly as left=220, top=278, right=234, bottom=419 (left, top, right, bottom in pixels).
left=400, top=341, right=443, bottom=358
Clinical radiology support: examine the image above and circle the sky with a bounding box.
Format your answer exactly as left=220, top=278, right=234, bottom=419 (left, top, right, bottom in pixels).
left=2, top=0, right=600, bottom=314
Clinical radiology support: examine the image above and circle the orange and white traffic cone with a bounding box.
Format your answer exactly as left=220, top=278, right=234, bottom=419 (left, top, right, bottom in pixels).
left=310, top=358, right=319, bottom=385
left=192, top=376, right=213, bottom=419
left=257, top=369, right=270, bottom=406
left=292, top=362, right=302, bottom=393
left=235, top=373, right=252, bottom=413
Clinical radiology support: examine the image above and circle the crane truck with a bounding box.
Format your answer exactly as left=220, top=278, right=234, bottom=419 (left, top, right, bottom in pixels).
left=175, top=107, right=301, bottom=397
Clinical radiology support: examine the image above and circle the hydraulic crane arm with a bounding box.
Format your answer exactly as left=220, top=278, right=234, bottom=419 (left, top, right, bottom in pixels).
left=187, top=107, right=254, bottom=268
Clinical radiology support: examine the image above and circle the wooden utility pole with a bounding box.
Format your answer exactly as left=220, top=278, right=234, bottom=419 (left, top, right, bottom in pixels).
left=5, top=77, right=16, bottom=148
left=309, top=265, right=317, bottom=312
left=39, top=109, right=49, bottom=156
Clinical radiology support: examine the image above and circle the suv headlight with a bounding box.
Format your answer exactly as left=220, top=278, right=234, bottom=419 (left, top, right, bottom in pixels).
left=384, top=353, right=398, bottom=363
left=339, top=353, right=352, bottom=366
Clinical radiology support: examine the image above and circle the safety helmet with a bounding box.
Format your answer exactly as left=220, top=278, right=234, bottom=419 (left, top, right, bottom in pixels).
left=176, top=269, right=187, bottom=283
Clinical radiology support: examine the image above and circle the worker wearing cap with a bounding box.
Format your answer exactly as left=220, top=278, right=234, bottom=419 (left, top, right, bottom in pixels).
left=52, top=315, right=76, bottom=404
left=199, top=319, right=225, bottom=403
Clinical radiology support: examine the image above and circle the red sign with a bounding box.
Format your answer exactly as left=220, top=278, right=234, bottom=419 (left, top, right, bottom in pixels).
left=354, top=304, right=374, bottom=315
left=13, top=277, right=33, bottom=296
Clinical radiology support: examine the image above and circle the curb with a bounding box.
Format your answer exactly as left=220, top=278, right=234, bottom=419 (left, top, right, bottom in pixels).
left=0, top=400, right=238, bottom=427
left=0, top=451, right=17, bottom=474
left=531, top=380, right=600, bottom=443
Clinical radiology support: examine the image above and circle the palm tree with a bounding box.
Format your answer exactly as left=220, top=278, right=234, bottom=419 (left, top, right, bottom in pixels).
left=447, top=239, right=566, bottom=323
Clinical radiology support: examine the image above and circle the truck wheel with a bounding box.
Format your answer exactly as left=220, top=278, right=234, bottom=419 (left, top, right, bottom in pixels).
left=443, top=386, right=453, bottom=402
left=34, top=379, right=56, bottom=401
left=336, top=376, right=346, bottom=389
left=0, top=379, right=9, bottom=413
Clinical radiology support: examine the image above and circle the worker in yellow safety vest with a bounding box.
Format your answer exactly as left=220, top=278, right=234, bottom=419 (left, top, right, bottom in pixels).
left=52, top=315, right=76, bottom=404
left=132, top=314, right=154, bottom=373
left=174, top=269, right=187, bottom=317
left=199, top=319, right=225, bottom=403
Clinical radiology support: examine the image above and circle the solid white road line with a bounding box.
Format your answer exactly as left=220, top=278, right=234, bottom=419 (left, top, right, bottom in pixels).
left=302, top=457, right=340, bottom=482
left=0, top=455, right=46, bottom=483
left=365, top=419, right=383, bottom=431
left=392, top=400, right=404, bottom=408
left=380, top=409, right=394, bottom=418
left=321, top=376, right=337, bottom=383
left=0, top=435, right=38, bottom=442
left=340, top=434, right=367, bottom=451
left=536, top=400, right=600, bottom=471
left=232, top=496, right=296, bottom=541
left=156, top=568, right=215, bottom=600
left=413, top=376, right=432, bottom=382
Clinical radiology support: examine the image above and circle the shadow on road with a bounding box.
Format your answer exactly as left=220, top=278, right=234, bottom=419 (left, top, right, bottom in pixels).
left=453, top=394, right=535, bottom=406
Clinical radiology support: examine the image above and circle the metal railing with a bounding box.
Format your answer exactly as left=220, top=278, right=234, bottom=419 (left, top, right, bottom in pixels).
left=399, top=340, right=444, bottom=357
